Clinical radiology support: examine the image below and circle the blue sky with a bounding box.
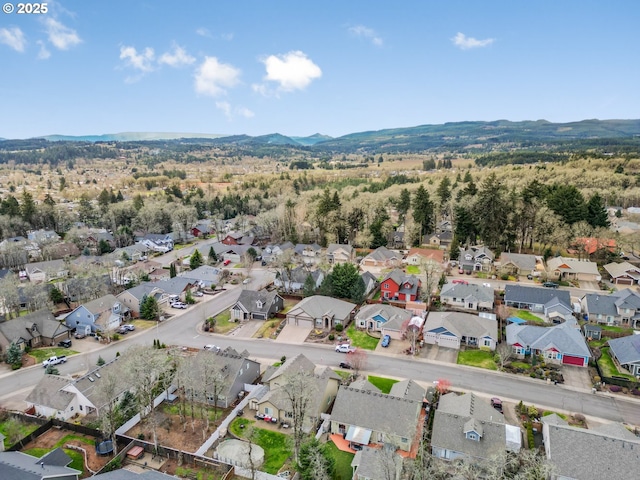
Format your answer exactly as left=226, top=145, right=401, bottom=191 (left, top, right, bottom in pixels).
left=1, top=0, right=639, bottom=139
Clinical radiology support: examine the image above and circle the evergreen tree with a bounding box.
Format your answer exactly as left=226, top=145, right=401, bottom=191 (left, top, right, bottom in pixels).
left=302, top=274, right=317, bottom=297
left=396, top=188, right=411, bottom=221
left=475, top=173, right=509, bottom=249
left=297, top=438, right=335, bottom=480
left=98, top=188, right=111, bottom=213
left=6, top=342, right=22, bottom=368
left=140, top=295, right=160, bottom=320
left=546, top=184, right=587, bottom=225
left=169, top=263, right=177, bottom=278
left=20, top=189, right=36, bottom=225
left=328, top=263, right=360, bottom=299
left=586, top=193, right=610, bottom=228
left=413, top=185, right=435, bottom=237
left=369, top=207, right=390, bottom=248
left=190, top=249, right=203, bottom=270
left=208, top=246, right=217, bottom=263
left=436, top=177, right=451, bottom=207
left=350, top=276, right=366, bottom=304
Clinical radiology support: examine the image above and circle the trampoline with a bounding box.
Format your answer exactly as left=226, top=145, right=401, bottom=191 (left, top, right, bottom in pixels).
left=96, top=440, right=114, bottom=456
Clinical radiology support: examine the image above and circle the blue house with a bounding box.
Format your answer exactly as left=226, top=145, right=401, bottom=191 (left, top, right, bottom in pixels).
left=65, top=294, right=129, bottom=334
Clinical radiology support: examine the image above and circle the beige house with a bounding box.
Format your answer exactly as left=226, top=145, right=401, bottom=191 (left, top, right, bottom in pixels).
left=250, top=354, right=340, bottom=430
left=116, top=283, right=164, bottom=318
left=24, top=259, right=68, bottom=283
left=546, top=257, right=600, bottom=282
left=326, top=244, right=355, bottom=264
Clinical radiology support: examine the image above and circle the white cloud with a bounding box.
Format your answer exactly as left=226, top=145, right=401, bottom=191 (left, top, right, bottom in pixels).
left=120, top=45, right=155, bottom=72
left=43, top=18, right=82, bottom=50
left=215, top=101, right=255, bottom=120
left=196, top=27, right=212, bottom=38
left=194, top=56, right=241, bottom=97
left=452, top=32, right=494, bottom=50
left=0, top=27, right=26, bottom=53
left=36, top=40, right=51, bottom=60
left=259, top=51, right=322, bottom=92
left=348, top=25, right=383, bottom=46
left=159, top=45, right=195, bottom=67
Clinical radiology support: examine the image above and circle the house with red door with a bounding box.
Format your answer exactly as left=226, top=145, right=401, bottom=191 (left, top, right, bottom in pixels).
left=380, top=269, right=421, bottom=302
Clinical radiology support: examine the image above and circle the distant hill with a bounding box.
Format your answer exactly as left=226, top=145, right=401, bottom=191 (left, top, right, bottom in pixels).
left=290, top=133, right=334, bottom=146
left=40, top=132, right=227, bottom=142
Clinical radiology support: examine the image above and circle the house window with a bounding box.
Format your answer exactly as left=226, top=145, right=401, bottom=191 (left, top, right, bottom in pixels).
left=401, top=437, right=408, bottom=443
left=483, top=339, right=491, bottom=347
left=468, top=303, right=474, bottom=309
left=545, top=351, right=558, bottom=360
left=79, top=405, right=83, bottom=410
left=70, top=406, right=74, bottom=411
left=466, top=432, right=479, bottom=441
left=264, top=407, right=272, bottom=415
left=383, top=283, right=389, bottom=289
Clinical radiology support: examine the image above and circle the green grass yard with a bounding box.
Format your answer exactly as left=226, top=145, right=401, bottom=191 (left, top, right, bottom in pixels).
left=406, top=265, right=420, bottom=274
left=514, top=310, right=546, bottom=324
left=24, top=448, right=85, bottom=473
left=598, top=347, right=636, bottom=381
left=229, top=418, right=291, bottom=474
left=210, top=311, right=236, bottom=334
left=346, top=325, right=380, bottom=350
left=28, top=347, right=79, bottom=363
left=0, top=418, right=40, bottom=448
left=510, top=361, right=531, bottom=370
left=326, top=440, right=354, bottom=480
left=367, top=375, right=399, bottom=394
left=600, top=325, right=634, bottom=335
left=457, top=349, right=498, bottom=370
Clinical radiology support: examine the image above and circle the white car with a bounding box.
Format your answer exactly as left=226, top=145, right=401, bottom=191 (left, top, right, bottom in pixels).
left=335, top=344, right=356, bottom=353
left=243, top=278, right=250, bottom=284
left=171, top=302, right=187, bottom=309
left=204, top=344, right=220, bottom=352
left=193, top=291, right=204, bottom=297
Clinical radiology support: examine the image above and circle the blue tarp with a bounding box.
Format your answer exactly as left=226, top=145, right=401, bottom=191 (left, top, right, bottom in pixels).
left=507, top=317, right=526, bottom=325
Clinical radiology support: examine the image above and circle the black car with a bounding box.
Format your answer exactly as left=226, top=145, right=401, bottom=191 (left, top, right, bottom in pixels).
left=543, top=281, right=559, bottom=288
left=58, top=339, right=72, bottom=348
left=339, top=362, right=352, bottom=369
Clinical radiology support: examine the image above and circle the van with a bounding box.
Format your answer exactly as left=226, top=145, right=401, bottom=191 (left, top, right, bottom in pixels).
left=168, top=294, right=180, bottom=303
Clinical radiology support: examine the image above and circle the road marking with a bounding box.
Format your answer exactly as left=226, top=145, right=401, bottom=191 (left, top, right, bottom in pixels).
left=193, top=335, right=200, bottom=339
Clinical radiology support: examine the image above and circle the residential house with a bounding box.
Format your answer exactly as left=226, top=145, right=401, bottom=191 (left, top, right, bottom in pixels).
left=136, top=233, right=174, bottom=253
left=607, top=335, right=640, bottom=377
left=351, top=446, right=403, bottom=480
left=217, top=244, right=256, bottom=264
left=274, top=267, right=324, bottom=293
left=569, top=237, right=617, bottom=258
left=178, top=265, right=221, bottom=289
left=153, top=277, right=196, bottom=304
left=286, top=295, right=355, bottom=330
left=458, top=246, right=495, bottom=273
left=504, top=285, right=572, bottom=318
left=440, top=283, right=494, bottom=312
left=423, top=312, right=498, bottom=351
left=380, top=270, right=421, bottom=302
left=191, top=347, right=261, bottom=408
left=60, top=274, right=112, bottom=304
left=0, top=449, right=81, bottom=480
left=111, top=244, right=149, bottom=263
left=64, top=294, right=128, bottom=334
left=360, top=246, right=402, bottom=269
left=497, top=253, right=540, bottom=277
left=0, top=236, right=33, bottom=263
left=603, top=261, right=640, bottom=285
left=404, top=248, right=445, bottom=266
left=191, top=220, right=215, bottom=238
left=582, top=323, right=602, bottom=341
left=25, top=358, right=132, bottom=420
left=221, top=232, right=243, bottom=245
left=432, top=392, right=519, bottom=462
left=581, top=288, right=640, bottom=328
left=506, top=320, right=591, bottom=367
left=541, top=413, right=640, bottom=480
left=43, top=242, right=81, bottom=260
left=425, top=231, right=453, bottom=249
left=546, top=256, right=600, bottom=282
left=24, top=259, right=69, bottom=283
left=116, top=283, right=164, bottom=318
left=360, top=271, right=378, bottom=296
left=85, top=229, right=116, bottom=254
left=251, top=354, right=340, bottom=429
left=330, top=382, right=424, bottom=452
left=388, top=229, right=405, bottom=249
left=293, top=243, right=322, bottom=265
left=27, top=229, right=61, bottom=244
left=327, top=244, right=355, bottom=264
left=437, top=219, right=453, bottom=233
left=230, top=289, right=284, bottom=321
left=355, top=304, right=412, bottom=336
left=0, top=309, right=70, bottom=354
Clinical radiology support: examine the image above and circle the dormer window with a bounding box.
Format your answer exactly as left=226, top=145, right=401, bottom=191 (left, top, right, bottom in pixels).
left=256, top=300, right=263, bottom=309
left=466, top=432, right=479, bottom=441
left=465, top=254, right=472, bottom=261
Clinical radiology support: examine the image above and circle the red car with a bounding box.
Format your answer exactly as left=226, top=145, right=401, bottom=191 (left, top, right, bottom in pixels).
left=223, top=259, right=231, bottom=266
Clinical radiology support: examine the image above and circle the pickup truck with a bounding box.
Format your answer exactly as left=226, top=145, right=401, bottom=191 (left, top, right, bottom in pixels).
left=42, top=355, right=67, bottom=368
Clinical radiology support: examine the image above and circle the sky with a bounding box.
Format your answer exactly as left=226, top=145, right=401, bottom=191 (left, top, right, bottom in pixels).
left=1, top=0, right=639, bottom=139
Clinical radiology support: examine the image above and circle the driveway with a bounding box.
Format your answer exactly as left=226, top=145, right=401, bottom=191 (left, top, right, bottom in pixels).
left=275, top=324, right=312, bottom=344
left=229, top=320, right=263, bottom=339
left=561, top=365, right=593, bottom=391
left=421, top=344, right=458, bottom=364
left=579, top=280, right=600, bottom=291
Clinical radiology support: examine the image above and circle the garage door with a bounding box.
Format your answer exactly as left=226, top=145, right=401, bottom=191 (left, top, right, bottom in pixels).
left=288, top=316, right=313, bottom=328
left=616, top=278, right=634, bottom=285
left=562, top=355, right=585, bottom=366
left=437, top=334, right=460, bottom=350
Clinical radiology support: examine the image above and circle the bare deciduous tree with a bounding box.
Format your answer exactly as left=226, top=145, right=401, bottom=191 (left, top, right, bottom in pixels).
left=95, top=366, right=122, bottom=455
left=419, top=258, right=442, bottom=309
left=346, top=348, right=368, bottom=377
left=495, top=342, right=515, bottom=370
left=280, top=368, right=318, bottom=462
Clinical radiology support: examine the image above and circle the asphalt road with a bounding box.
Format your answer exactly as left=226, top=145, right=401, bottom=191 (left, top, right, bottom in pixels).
left=1, top=273, right=639, bottom=426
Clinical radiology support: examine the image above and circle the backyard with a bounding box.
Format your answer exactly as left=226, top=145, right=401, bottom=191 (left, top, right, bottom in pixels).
left=326, top=440, right=355, bottom=480
left=406, top=265, right=420, bottom=275
left=346, top=325, right=380, bottom=350
left=229, top=417, right=292, bottom=475
left=457, top=349, right=498, bottom=370
left=0, top=414, right=40, bottom=448
left=597, top=347, right=636, bottom=381
left=512, top=310, right=546, bottom=324
left=367, top=375, right=399, bottom=394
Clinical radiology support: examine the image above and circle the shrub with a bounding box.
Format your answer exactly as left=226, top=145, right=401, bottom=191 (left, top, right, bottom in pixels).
left=527, top=405, right=538, bottom=419
left=138, top=433, right=145, bottom=440
left=328, top=334, right=335, bottom=341
left=609, top=385, right=623, bottom=393
left=335, top=324, right=344, bottom=332
left=631, top=389, right=640, bottom=396
left=593, top=375, right=601, bottom=384
left=280, top=355, right=286, bottom=363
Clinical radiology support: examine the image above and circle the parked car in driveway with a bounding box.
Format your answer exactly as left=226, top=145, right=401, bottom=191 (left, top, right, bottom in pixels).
left=335, top=344, right=356, bottom=353
left=74, top=332, right=86, bottom=339
left=122, top=324, right=135, bottom=331
left=193, top=291, right=204, bottom=297
left=58, top=339, right=72, bottom=348
left=171, top=302, right=187, bottom=309
left=491, top=397, right=503, bottom=413
left=381, top=335, right=391, bottom=348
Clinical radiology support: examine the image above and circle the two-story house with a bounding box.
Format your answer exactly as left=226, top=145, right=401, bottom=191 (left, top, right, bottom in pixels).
left=458, top=246, right=495, bottom=274
left=326, top=244, right=355, bottom=264
left=65, top=294, right=129, bottom=334
left=380, top=270, right=421, bottom=302
left=581, top=288, right=640, bottom=328
left=0, top=309, right=70, bottom=354
left=116, top=283, right=164, bottom=318
left=136, top=233, right=174, bottom=253
left=230, top=289, right=284, bottom=321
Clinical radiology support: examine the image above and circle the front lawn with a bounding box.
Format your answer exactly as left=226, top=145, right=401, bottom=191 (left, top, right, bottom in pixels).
left=514, top=310, right=546, bottom=324
left=600, top=325, right=634, bottom=335
left=367, top=375, right=399, bottom=394
left=598, top=347, right=636, bottom=381
left=230, top=418, right=291, bottom=474
left=406, top=265, right=420, bottom=275
left=346, top=325, right=380, bottom=350
left=209, top=311, right=236, bottom=334
left=509, top=361, right=531, bottom=370
left=326, top=440, right=354, bottom=480
left=29, top=347, right=79, bottom=363
left=457, top=349, right=498, bottom=370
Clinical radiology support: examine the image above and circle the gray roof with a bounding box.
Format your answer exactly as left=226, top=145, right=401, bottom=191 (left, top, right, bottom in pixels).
left=118, top=282, right=162, bottom=301
left=24, top=259, right=65, bottom=275
left=611, top=288, right=640, bottom=310
left=294, top=243, right=322, bottom=255
left=583, top=293, right=619, bottom=316
left=39, top=447, right=72, bottom=467
left=355, top=304, right=412, bottom=326
left=327, top=243, right=354, bottom=256
left=351, top=447, right=401, bottom=480
left=364, top=246, right=400, bottom=262
left=234, top=289, right=282, bottom=315
left=190, top=349, right=260, bottom=400
left=153, top=276, right=194, bottom=295
left=331, top=386, right=422, bottom=441
left=504, top=285, right=571, bottom=309
left=0, top=309, right=69, bottom=344
left=542, top=414, right=640, bottom=480
left=506, top=322, right=591, bottom=358
left=349, top=378, right=381, bottom=392
left=389, top=379, right=426, bottom=403
left=498, top=253, right=537, bottom=271
left=93, top=469, right=177, bottom=479
left=382, top=270, right=420, bottom=296
left=431, top=393, right=506, bottom=461
left=0, top=451, right=80, bottom=480
left=604, top=261, right=640, bottom=280
left=25, top=375, right=76, bottom=411
left=440, top=283, right=494, bottom=303
left=279, top=267, right=322, bottom=284
left=425, top=312, right=498, bottom=341
left=289, top=295, right=356, bottom=321
left=608, top=335, right=640, bottom=365
left=263, top=354, right=316, bottom=384
left=178, top=265, right=220, bottom=283
left=81, top=294, right=120, bottom=315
